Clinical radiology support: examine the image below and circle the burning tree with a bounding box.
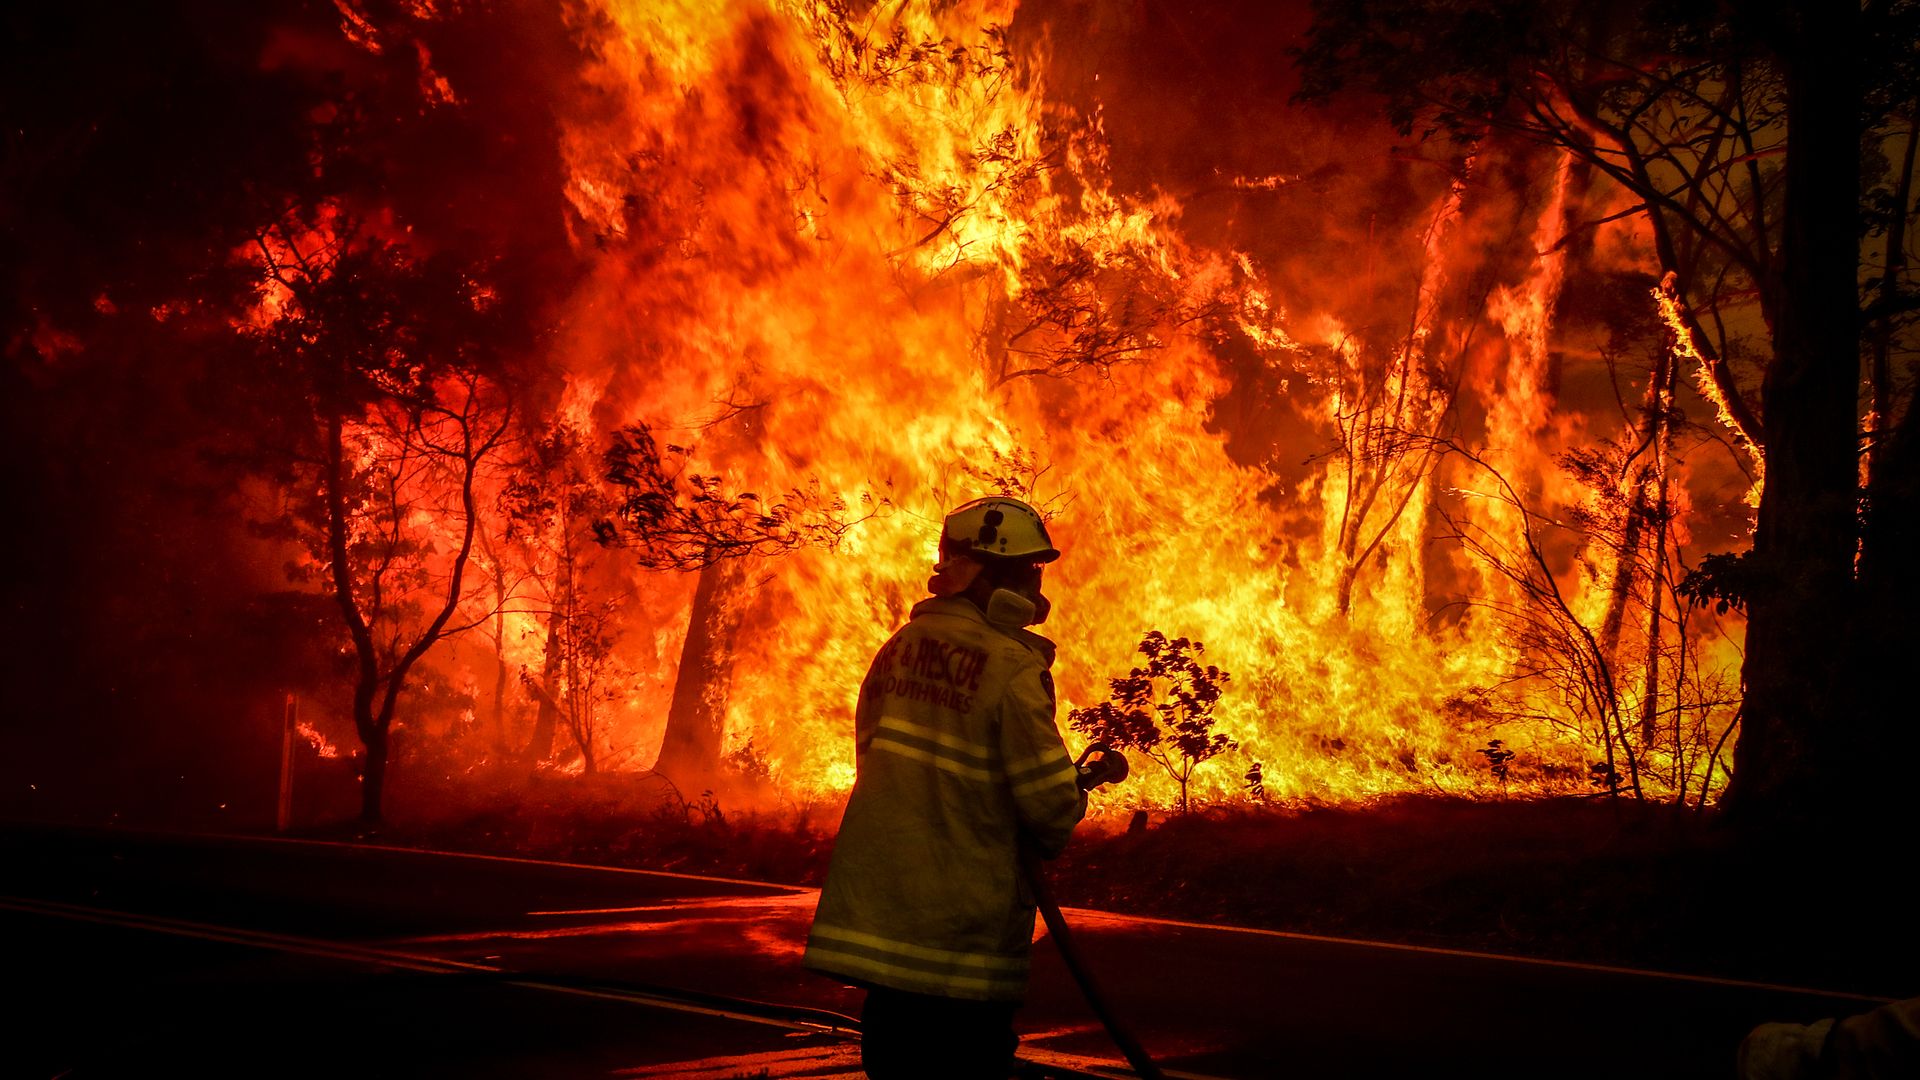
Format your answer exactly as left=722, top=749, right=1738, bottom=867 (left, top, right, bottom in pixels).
left=536, top=592, right=623, bottom=775
left=599, top=425, right=863, bottom=569
left=1441, top=437, right=1741, bottom=806
left=252, top=214, right=514, bottom=824
left=500, top=424, right=632, bottom=773
left=597, top=424, right=871, bottom=785
left=1298, top=172, right=1486, bottom=620
left=987, top=221, right=1229, bottom=387
left=1444, top=454, right=1647, bottom=801
left=1070, top=631, right=1236, bottom=814
left=807, top=0, right=1223, bottom=387
left=1295, top=0, right=1920, bottom=825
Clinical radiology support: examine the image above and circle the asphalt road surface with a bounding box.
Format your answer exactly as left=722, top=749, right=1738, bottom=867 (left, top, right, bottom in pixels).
left=1, top=824, right=1896, bottom=1079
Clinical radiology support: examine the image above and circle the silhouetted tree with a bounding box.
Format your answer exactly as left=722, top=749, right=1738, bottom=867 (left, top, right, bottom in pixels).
left=501, top=424, right=632, bottom=773
left=2, top=0, right=579, bottom=820
left=1071, top=630, right=1235, bottom=814
left=598, top=425, right=863, bottom=570
left=1478, top=741, right=1516, bottom=789
left=253, top=215, right=513, bottom=824
left=469, top=509, right=537, bottom=763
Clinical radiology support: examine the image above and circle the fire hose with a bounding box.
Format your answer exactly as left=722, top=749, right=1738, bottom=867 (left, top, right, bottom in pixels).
left=1018, top=743, right=1166, bottom=1080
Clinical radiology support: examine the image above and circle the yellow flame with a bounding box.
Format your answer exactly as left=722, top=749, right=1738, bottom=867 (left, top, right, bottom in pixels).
left=1656, top=272, right=1763, bottom=508
left=274, top=0, right=1749, bottom=809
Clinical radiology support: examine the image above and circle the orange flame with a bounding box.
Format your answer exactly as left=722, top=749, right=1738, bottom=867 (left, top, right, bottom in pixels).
left=262, top=1, right=1750, bottom=810
left=1656, top=272, right=1764, bottom=509
left=297, top=720, right=341, bottom=759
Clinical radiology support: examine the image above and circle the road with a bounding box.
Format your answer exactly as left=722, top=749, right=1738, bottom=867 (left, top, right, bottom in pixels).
left=1, top=824, right=1895, bottom=1079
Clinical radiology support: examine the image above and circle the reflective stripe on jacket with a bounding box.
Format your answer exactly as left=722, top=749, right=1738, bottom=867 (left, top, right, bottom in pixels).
left=803, top=594, right=1087, bottom=1002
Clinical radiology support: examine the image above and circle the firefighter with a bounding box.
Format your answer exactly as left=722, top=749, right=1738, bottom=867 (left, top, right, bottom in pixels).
left=804, top=496, right=1089, bottom=1080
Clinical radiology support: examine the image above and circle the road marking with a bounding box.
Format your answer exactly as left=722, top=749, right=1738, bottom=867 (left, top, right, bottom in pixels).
left=0, top=895, right=851, bottom=1033
left=217, top=830, right=813, bottom=894
left=27, top=822, right=808, bottom=894
left=316, top=832, right=1899, bottom=1005
left=527, top=904, right=708, bottom=916
left=1056, top=907, right=1900, bottom=1004
left=32, top=824, right=1896, bottom=1005
left=612, top=1044, right=863, bottom=1079
left=526, top=894, right=815, bottom=917
left=0, top=895, right=1217, bottom=1080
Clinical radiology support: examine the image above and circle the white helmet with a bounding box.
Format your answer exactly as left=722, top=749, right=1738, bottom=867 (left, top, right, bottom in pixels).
left=940, top=496, right=1060, bottom=563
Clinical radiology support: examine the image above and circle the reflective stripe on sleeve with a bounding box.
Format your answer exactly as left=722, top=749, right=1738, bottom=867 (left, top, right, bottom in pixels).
left=1006, top=747, right=1075, bottom=792
left=1006, top=747, right=1070, bottom=779
left=1009, top=759, right=1080, bottom=797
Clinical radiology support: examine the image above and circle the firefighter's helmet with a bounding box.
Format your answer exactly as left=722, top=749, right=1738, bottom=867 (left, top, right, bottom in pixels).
left=940, top=496, right=1059, bottom=563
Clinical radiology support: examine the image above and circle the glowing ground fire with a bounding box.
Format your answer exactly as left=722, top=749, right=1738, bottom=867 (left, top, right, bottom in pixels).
left=275, top=0, right=1750, bottom=810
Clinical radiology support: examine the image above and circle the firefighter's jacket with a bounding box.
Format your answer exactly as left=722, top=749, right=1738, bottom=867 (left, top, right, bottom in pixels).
left=803, top=593, right=1087, bottom=1003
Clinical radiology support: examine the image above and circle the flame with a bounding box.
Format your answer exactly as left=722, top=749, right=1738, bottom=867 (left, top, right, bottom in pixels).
left=261, top=1, right=1751, bottom=810
left=1655, top=272, right=1764, bottom=509
left=547, top=0, right=1543, bottom=804
left=297, top=720, right=341, bottom=759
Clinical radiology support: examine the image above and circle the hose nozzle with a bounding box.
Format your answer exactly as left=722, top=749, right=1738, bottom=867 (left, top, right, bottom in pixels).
left=1074, top=742, right=1130, bottom=791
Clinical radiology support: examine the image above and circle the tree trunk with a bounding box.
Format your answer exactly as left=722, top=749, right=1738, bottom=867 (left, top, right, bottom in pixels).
left=1856, top=408, right=1920, bottom=817
left=359, top=725, right=388, bottom=825
left=491, top=644, right=511, bottom=759
left=577, top=713, right=598, bottom=774
left=490, top=561, right=511, bottom=759
left=1856, top=119, right=1920, bottom=820
left=1638, top=348, right=1675, bottom=744
left=1637, top=524, right=1664, bottom=745
left=523, top=618, right=561, bottom=763
left=655, top=557, right=753, bottom=784
left=331, top=406, right=387, bottom=828
left=1334, top=560, right=1357, bottom=618
left=1728, top=1, right=1863, bottom=828
left=1597, top=496, right=1647, bottom=657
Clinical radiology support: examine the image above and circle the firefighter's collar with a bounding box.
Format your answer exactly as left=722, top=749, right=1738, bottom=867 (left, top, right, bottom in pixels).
left=910, top=595, right=1056, bottom=666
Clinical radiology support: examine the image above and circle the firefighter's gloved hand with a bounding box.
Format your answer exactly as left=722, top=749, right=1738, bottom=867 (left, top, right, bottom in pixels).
left=1075, top=744, right=1129, bottom=791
